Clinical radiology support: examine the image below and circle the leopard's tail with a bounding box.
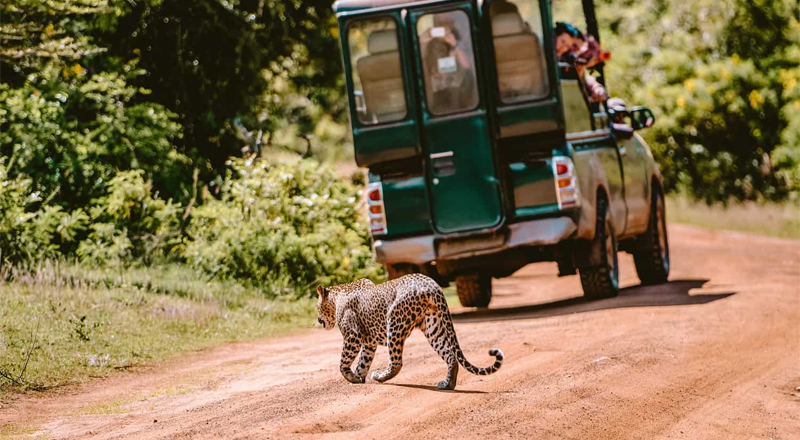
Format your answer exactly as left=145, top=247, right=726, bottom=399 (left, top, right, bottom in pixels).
left=455, top=347, right=504, bottom=376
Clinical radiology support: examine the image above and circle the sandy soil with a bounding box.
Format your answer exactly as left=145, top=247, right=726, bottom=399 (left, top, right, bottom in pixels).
left=2, top=224, right=799, bottom=439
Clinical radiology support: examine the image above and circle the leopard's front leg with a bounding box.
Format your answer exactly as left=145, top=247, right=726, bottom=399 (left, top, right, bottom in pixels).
left=339, top=333, right=364, bottom=384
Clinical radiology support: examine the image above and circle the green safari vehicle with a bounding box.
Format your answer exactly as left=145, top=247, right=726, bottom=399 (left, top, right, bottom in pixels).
left=333, top=0, right=670, bottom=306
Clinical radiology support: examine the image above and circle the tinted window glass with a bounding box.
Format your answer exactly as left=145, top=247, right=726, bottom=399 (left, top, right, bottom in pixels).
left=489, top=0, right=549, bottom=103
left=417, top=11, right=479, bottom=115
left=348, top=18, right=407, bottom=125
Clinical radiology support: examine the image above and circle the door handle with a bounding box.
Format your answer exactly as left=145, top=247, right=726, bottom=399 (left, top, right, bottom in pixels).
left=430, top=151, right=454, bottom=159
left=430, top=151, right=455, bottom=176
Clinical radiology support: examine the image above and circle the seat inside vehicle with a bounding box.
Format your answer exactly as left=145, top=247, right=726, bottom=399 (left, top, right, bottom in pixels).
left=356, top=30, right=407, bottom=123
left=491, top=12, right=548, bottom=102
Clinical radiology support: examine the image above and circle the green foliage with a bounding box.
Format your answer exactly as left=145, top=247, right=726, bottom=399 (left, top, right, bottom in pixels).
left=0, top=0, right=108, bottom=72
left=95, top=0, right=348, bottom=178
left=0, top=160, right=87, bottom=269
left=186, top=158, right=383, bottom=297
left=0, top=63, right=187, bottom=207
left=77, top=170, right=182, bottom=266
left=597, top=0, right=800, bottom=202
left=2, top=155, right=382, bottom=296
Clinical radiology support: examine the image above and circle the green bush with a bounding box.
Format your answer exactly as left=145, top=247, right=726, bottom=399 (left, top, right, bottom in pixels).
left=598, top=0, right=800, bottom=203
left=2, top=156, right=382, bottom=295
left=0, top=159, right=87, bottom=270
left=77, top=170, right=182, bottom=267
left=185, top=157, right=384, bottom=297
left=0, top=63, right=188, bottom=208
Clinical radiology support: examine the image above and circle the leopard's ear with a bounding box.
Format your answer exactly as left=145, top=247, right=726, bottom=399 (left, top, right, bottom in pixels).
left=316, top=285, right=327, bottom=298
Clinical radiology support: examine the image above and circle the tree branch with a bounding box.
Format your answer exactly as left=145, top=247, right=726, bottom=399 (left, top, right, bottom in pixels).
left=18, top=318, right=40, bottom=382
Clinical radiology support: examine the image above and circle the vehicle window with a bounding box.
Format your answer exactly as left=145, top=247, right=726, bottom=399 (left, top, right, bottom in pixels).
left=489, top=0, right=549, bottom=103
left=348, top=18, right=407, bottom=125
left=561, top=79, right=593, bottom=133
left=551, top=0, right=604, bottom=133
left=417, top=10, right=479, bottom=116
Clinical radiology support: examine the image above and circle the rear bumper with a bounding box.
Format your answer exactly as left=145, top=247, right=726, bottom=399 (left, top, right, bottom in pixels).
left=374, top=217, right=577, bottom=265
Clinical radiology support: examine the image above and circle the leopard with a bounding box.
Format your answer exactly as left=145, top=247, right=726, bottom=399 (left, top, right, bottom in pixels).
left=316, top=274, right=503, bottom=390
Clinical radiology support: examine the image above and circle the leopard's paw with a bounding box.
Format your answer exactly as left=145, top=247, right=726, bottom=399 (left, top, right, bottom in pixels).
left=437, top=380, right=456, bottom=391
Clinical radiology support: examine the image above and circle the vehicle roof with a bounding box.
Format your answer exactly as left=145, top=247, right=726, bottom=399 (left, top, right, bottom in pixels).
left=333, top=0, right=443, bottom=14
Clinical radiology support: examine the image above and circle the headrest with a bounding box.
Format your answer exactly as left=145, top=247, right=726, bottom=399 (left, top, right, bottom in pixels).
left=492, top=12, right=525, bottom=37
left=368, top=30, right=399, bottom=54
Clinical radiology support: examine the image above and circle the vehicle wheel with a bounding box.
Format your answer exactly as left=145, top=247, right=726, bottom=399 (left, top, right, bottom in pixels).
left=578, top=198, right=620, bottom=299
left=386, top=264, right=416, bottom=280
left=633, top=188, right=670, bottom=285
left=420, top=264, right=451, bottom=288
left=455, top=273, right=492, bottom=308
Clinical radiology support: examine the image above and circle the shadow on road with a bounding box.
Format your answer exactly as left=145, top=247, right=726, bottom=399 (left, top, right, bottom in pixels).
left=386, top=383, right=488, bottom=394
left=452, top=279, right=735, bottom=324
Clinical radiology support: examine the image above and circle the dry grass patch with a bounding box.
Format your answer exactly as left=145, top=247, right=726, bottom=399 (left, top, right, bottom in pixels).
left=0, top=264, right=316, bottom=398
left=666, top=196, right=800, bottom=240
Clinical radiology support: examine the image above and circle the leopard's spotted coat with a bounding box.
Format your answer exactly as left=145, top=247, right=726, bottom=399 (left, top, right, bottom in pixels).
left=316, top=274, right=503, bottom=390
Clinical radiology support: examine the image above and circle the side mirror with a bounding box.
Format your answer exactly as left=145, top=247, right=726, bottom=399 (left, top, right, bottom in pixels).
left=608, top=107, right=634, bottom=140
left=630, top=107, right=656, bottom=130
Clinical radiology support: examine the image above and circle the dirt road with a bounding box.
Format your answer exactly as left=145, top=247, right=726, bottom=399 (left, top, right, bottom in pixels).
left=3, top=224, right=799, bottom=439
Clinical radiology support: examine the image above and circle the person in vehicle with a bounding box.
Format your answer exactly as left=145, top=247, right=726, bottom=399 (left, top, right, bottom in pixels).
left=419, top=12, right=476, bottom=113
left=419, top=12, right=471, bottom=71
left=554, top=22, right=608, bottom=103
left=555, top=21, right=585, bottom=62
left=424, top=36, right=474, bottom=113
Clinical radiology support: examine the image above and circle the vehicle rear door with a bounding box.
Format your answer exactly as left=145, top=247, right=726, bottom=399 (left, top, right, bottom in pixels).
left=408, top=4, right=504, bottom=235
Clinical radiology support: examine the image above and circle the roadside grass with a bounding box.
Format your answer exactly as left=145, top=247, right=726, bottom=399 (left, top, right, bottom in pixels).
left=0, top=263, right=316, bottom=398
left=666, top=196, right=800, bottom=240
left=0, top=423, right=37, bottom=438
left=443, top=286, right=460, bottom=309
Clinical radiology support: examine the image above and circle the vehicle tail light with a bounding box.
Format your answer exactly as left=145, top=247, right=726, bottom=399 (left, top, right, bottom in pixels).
left=554, top=157, right=580, bottom=208
left=368, top=188, right=382, bottom=202
left=367, top=182, right=387, bottom=235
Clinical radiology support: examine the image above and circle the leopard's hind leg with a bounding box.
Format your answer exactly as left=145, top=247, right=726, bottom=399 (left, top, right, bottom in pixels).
left=422, top=310, right=459, bottom=390
left=371, top=300, right=419, bottom=383
left=355, top=343, right=376, bottom=381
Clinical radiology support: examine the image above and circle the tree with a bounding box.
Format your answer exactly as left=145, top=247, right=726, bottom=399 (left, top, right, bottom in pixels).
left=0, top=0, right=187, bottom=207
left=93, top=0, right=347, bottom=182
left=598, top=0, right=800, bottom=202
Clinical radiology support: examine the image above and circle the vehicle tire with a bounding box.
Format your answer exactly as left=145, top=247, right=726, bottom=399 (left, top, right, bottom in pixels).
left=386, top=264, right=416, bottom=280
left=420, top=264, right=451, bottom=288
left=578, top=197, right=620, bottom=299
left=455, top=273, right=492, bottom=308
left=633, top=188, right=670, bottom=285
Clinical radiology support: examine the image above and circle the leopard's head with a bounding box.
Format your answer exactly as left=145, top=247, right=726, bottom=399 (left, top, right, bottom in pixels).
left=316, top=285, right=336, bottom=330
